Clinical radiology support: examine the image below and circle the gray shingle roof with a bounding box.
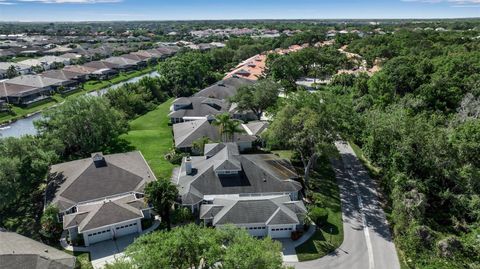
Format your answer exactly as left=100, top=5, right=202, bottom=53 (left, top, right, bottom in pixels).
left=6, top=75, right=65, bottom=88
left=63, top=193, right=145, bottom=232
left=175, top=143, right=301, bottom=205
left=172, top=119, right=256, bottom=149
left=243, top=121, right=269, bottom=136
left=40, top=70, right=83, bottom=81
left=194, top=77, right=254, bottom=100
left=0, top=82, right=39, bottom=98
left=199, top=195, right=307, bottom=226
left=169, top=97, right=229, bottom=120
left=0, top=230, right=75, bottom=269
left=48, top=151, right=156, bottom=211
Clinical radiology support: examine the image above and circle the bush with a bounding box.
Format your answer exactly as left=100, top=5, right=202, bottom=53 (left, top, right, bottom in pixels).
left=164, top=148, right=188, bottom=165
left=171, top=207, right=194, bottom=224
left=437, top=236, right=463, bottom=258
left=308, top=206, right=329, bottom=227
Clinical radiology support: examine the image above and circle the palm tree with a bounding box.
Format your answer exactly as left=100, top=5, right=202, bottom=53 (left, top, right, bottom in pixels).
left=225, top=119, right=245, bottom=142
left=144, top=179, right=179, bottom=230
left=212, top=113, right=231, bottom=142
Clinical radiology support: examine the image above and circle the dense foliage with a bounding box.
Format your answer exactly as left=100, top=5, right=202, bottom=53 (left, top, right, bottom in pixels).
left=106, top=224, right=286, bottom=269
left=35, top=96, right=129, bottom=159
left=267, top=28, right=480, bottom=268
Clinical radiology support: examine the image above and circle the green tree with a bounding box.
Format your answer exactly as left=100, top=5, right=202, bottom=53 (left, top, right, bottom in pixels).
left=231, top=79, right=280, bottom=120
left=40, top=204, right=62, bottom=242
left=266, top=92, right=354, bottom=189
left=144, top=179, right=179, bottom=230
left=212, top=113, right=232, bottom=142
left=192, top=136, right=210, bottom=155
left=6, top=65, right=19, bottom=78
left=108, top=224, right=285, bottom=269
left=34, top=96, right=128, bottom=158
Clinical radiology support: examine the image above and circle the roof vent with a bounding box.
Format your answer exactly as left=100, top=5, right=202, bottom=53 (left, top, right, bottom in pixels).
left=92, top=152, right=106, bottom=168
left=185, top=157, right=193, bottom=175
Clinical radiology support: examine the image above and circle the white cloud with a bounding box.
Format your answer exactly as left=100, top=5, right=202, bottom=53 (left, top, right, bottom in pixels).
left=16, top=0, right=122, bottom=3
left=0, top=0, right=16, bottom=4
left=401, top=0, right=480, bottom=7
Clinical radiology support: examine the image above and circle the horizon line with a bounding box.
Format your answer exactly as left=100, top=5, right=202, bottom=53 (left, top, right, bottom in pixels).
left=1, top=17, right=480, bottom=23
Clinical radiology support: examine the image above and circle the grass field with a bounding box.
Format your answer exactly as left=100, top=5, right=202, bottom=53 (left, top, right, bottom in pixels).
left=295, top=154, right=344, bottom=261
left=120, top=98, right=175, bottom=179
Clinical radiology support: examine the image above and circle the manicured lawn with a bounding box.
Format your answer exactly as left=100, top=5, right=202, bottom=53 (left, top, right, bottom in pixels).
left=120, top=98, right=175, bottom=179
left=295, top=155, right=344, bottom=261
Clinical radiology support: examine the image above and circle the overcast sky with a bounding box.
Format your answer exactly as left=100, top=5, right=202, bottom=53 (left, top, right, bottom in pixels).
left=0, top=0, right=479, bottom=22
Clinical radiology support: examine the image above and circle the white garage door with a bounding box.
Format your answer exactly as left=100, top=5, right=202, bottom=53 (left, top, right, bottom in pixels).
left=114, top=222, right=138, bottom=238
left=246, top=226, right=268, bottom=237
left=269, top=227, right=293, bottom=238
left=87, top=229, right=113, bottom=245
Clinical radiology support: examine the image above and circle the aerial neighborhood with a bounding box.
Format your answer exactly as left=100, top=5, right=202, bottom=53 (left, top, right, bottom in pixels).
left=1, top=12, right=479, bottom=269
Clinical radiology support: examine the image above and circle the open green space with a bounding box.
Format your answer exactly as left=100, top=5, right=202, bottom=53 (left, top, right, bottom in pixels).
left=120, top=98, right=175, bottom=179
left=295, top=155, right=344, bottom=261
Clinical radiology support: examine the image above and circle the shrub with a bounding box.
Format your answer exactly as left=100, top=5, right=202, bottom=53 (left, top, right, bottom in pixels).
left=164, top=148, right=188, bottom=165
left=171, top=207, right=194, bottom=224
left=437, top=236, right=463, bottom=258
left=308, top=206, right=329, bottom=227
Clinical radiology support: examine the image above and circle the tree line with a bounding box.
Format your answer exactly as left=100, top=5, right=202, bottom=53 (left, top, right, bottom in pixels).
left=264, top=28, right=480, bottom=268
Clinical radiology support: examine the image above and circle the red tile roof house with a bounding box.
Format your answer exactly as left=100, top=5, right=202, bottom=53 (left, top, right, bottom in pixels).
left=45, top=152, right=156, bottom=246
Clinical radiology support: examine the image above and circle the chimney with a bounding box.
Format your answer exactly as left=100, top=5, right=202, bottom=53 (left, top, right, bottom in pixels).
left=185, top=157, right=193, bottom=175
left=91, top=152, right=106, bottom=168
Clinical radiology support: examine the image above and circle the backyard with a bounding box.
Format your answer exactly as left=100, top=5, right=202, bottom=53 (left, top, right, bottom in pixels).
left=120, top=98, right=175, bottom=179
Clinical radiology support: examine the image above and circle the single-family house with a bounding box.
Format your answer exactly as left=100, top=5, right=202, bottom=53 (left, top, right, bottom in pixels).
left=0, top=229, right=76, bottom=269
left=172, top=119, right=257, bottom=151
left=193, top=77, right=254, bottom=100
left=82, top=61, right=118, bottom=80
left=0, top=82, right=42, bottom=105
left=39, top=70, right=82, bottom=92
left=63, top=65, right=97, bottom=80
left=45, top=151, right=156, bottom=246
left=0, top=62, right=32, bottom=78
left=200, top=195, right=307, bottom=238
left=120, top=53, right=149, bottom=67
left=3, top=75, right=68, bottom=105
left=242, top=121, right=269, bottom=137
left=169, top=97, right=229, bottom=124
left=102, top=56, right=139, bottom=71
left=19, top=56, right=70, bottom=71
left=173, top=142, right=302, bottom=213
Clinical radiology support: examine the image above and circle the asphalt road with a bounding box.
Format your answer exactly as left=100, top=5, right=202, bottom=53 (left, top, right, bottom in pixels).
left=288, top=141, right=401, bottom=269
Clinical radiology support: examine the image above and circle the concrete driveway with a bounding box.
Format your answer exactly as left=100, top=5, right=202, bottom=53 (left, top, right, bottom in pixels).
left=89, top=234, right=137, bottom=269
left=278, top=239, right=299, bottom=262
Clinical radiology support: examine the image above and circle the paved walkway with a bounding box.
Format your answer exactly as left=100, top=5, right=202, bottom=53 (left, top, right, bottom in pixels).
left=279, top=222, right=317, bottom=262
left=286, top=141, right=400, bottom=269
